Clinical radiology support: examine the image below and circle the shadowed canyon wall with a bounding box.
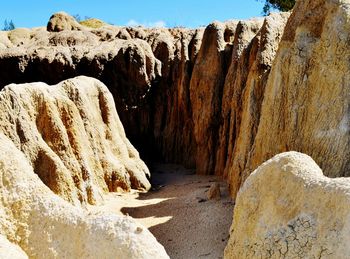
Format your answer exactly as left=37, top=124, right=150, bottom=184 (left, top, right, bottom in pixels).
left=1, top=2, right=349, bottom=199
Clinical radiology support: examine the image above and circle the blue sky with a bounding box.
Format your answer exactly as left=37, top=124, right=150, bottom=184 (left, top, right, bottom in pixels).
left=0, top=0, right=266, bottom=29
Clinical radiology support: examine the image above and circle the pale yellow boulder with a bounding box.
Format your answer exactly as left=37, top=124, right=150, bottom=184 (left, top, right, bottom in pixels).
left=225, top=152, right=350, bottom=258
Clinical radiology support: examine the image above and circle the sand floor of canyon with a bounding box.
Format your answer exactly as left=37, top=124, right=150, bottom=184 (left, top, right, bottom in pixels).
left=88, top=164, right=234, bottom=259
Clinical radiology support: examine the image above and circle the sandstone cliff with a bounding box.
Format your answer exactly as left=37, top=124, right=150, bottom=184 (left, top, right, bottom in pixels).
left=225, top=152, right=350, bottom=258
left=221, top=13, right=290, bottom=195
left=244, top=0, right=350, bottom=190
left=0, top=132, right=168, bottom=258
left=0, top=4, right=349, bottom=257
left=0, top=76, right=150, bottom=205
left=0, top=12, right=288, bottom=178
left=1, top=6, right=349, bottom=201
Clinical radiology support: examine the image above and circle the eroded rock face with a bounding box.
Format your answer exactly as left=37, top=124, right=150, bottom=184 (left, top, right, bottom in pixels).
left=47, top=12, right=83, bottom=32
left=224, top=152, right=350, bottom=258
left=0, top=12, right=290, bottom=182
left=189, top=21, right=238, bottom=174
left=0, top=76, right=150, bottom=205
left=220, top=13, right=290, bottom=195
left=0, top=132, right=169, bottom=259
left=3, top=6, right=348, bottom=203
left=236, top=0, right=350, bottom=197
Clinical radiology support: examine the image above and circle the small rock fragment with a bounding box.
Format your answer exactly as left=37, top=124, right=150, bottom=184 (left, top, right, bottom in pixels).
left=207, top=183, right=221, bottom=200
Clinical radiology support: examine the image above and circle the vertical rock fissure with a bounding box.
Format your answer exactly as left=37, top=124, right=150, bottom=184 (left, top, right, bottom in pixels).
left=0, top=12, right=294, bottom=198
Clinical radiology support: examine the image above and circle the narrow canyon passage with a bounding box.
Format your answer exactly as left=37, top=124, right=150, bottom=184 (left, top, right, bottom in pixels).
left=90, top=164, right=234, bottom=259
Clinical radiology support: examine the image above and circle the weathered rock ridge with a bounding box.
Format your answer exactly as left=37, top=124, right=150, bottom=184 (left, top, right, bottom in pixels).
left=0, top=12, right=289, bottom=188
left=243, top=0, right=350, bottom=194
left=0, top=131, right=168, bottom=258
left=225, top=152, right=350, bottom=258
left=0, top=76, right=150, bottom=205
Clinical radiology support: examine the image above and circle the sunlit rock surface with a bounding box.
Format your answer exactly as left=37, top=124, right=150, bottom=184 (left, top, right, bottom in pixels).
left=225, top=152, right=350, bottom=258
left=0, top=76, right=150, bottom=205
left=0, top=131, right=168, bottom=258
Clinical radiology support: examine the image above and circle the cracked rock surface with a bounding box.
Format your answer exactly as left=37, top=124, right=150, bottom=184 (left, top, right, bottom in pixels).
left=225, top=152, right=350, bottom=258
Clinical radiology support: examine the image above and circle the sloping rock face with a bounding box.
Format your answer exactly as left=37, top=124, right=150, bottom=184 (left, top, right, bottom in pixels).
left=0, top=12, right=289, bottom=183
left=0, top=235, right=28, bottom=259
left=0, top=76, right=150, bottom=205
left=224, top=152, right=350, bottom=258
left=0, top=132, right=169, bottom=258
left=236, top=0, right=350, bottom=197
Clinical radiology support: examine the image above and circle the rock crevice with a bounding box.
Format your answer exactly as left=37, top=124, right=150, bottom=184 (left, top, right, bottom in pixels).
left=0, top=5, right=349, bottom=199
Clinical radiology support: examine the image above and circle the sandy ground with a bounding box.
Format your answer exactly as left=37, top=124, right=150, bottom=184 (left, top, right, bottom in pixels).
left=89, top=164, right=234, bottom=259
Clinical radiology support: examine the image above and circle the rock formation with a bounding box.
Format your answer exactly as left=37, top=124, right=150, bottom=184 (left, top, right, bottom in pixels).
left=221, top=13, right=290, bottom=195
left=207, top=183, right=221, bottom=200
left=189, top=20, right=238, bottom=174
left=0, top=2, right=349, bottom=201
left=0, top=76, right=150, bottom=205
left=224, top=152, right=350, bottom=258
left=47, top=12, right=83, bottom=32
left=0, top=1, right=350, bottom=257
left=0, top=12, right=287, bottom=179
left=242, top=0, right=350, bottom=194
left=0, top=132, right=168, bottom=258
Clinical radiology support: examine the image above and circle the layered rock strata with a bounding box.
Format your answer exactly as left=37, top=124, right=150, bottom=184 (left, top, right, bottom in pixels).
left=225, top=152, right=350, bottom=258
left=0, top=76, right=150, bottom=205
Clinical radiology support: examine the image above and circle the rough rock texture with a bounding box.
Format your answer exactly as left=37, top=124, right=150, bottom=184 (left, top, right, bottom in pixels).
left=47, top=12, right=83, bottom=32
left=2, top=6, right=348, bottom=201
left=220, top=13, right=290, bottom=195
left=0, top=76, right=150, bottom=205
left=214, top=18, right=264, bottom=178
left=122, top=27, right=203, bottom=167
left=0, top=132, right=169, bottom=258
left=0, top=12, right=290, bottom=183
left=225, top=152, right=350, bottom=258
left=207, top=183, right=221, bottom=200
left=189, top=20, right=239, bottom=174
left=235, top=0, right=350, bottom=197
